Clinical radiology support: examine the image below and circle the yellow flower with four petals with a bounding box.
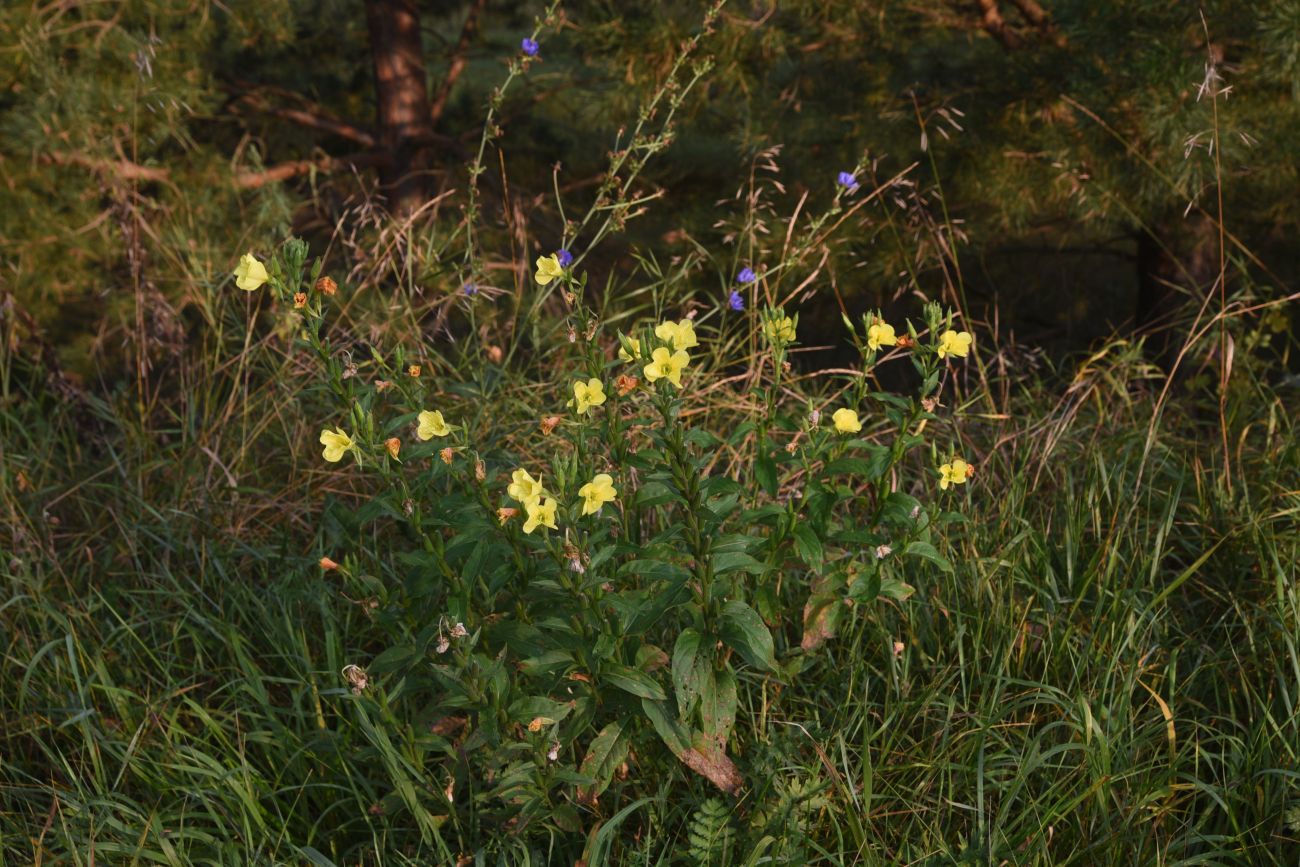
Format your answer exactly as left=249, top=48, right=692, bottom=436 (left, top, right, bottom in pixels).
left=534, top=254, right=564, bottom=285
left=569, top=378, right=607, bottom=415
left=578, top=473, right=618, bottom=516
left=644, top=347, right=690, bottom=388
left=508, top=469, right=546, bottom=506
left=832, top=408, right=862, bottom=434
left=867, top=321, right=898, bottom=350
left=234, top=253, right=269, bottom=292
left=319, top=427, right=355, bottom=462
left=417, top=410, right=452, bottom=440
left=655, top=319, right=698, bottom=352
left=939, top=458, right=972, bottom=489
left=937, top=330, right=973, bottom=359
left=523, top=497, right=559, bottom=534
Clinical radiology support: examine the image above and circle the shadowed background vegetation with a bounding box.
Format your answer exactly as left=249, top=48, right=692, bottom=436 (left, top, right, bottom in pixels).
left=2, top=0, right=1299, bottom=863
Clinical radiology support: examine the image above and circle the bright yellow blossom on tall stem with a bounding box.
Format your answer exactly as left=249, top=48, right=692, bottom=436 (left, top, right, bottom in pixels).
left=937, top=330, right=973, bottom=359
left=867, top=320, right=898, bottom=350
left=569, top=378, right=607, bottom=414
left=655, top=319, right=698, bottom=351
left=577, top=474, right=618, bottom=516
left=534, top=254, right=564, bottom=285
left=319, top=427, right=355, bottom=462
left=234, top=253, right=269, bottom=291
left=508, top=469, right=546, bottom=505
left=523, top=497, right=558, bottom=534
left=643, top=347, right=690, bottom=388
left=939, top=457, right=973, bottom=489
left=417, top=410, right=451, bottom=440
left=832, top=408, right=862, bottom=434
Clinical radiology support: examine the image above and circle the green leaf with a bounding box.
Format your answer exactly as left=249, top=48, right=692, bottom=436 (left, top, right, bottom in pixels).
left=578, top=720, right=630, bottom=803
left=825, top=444, right=891, bottom=480
left=672, top=629, right=712, bottom=718
left=905, top=541, right=953, bottom=572
left=604, top=663, right=666, bottom=700
left=713, top=551, right=766, bottom=575
left=508, top=696, right=574, bottom=725
left=755, top=451, right=778, bottom=497
left=879, top=577, right=915, bottom=601
left=719, top=601, right=777, bottom=672
left=699, top=667, right=738, bottom=746
left=791, top=522, right=824, bottom=567
left=641, top=698, right=690, bottom=756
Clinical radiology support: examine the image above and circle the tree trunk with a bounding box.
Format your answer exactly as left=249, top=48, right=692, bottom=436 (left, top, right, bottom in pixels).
left=365, top=0, right=435, bottom=217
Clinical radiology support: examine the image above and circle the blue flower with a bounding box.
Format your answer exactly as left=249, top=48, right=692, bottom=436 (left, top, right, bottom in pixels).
left=728, top=290, right=745, bottom=312
left=736, top=267, right=756, bottom=284
left=462, top=282, right=478, bottom=296
left=521, top=37, right=539, bottom=57
left=556, top=248, right=573, bottom=268
left=837, top=171, right=860, bottom=192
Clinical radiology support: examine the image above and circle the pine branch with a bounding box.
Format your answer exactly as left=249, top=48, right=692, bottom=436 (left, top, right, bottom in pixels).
left=44, top=150, right=388, bottom=189
left=227, top=87, right=378, bottom=149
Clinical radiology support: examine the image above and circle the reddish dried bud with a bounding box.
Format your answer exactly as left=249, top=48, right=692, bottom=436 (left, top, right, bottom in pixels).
left=487, top=345, right=504, bottom=364
left=293, top=292, right=307, bottom=309
left=615, top=374, right=639, bottom=396
left=408, top=364, right=421, bottom=378
left=315, top=276, right=338, bottom=296
left=439, top=447, right=454, bottom=465
left=540, top=416, right=562, bottom=435
left=320, top=556, right=340, bottom=571
left=374, top=380, right=392, bottom=393
left=895, top=334, right=915, bottom=350
left=385, top=438, right=401, bottom=459
left=474, top=460, right=486, bottom=481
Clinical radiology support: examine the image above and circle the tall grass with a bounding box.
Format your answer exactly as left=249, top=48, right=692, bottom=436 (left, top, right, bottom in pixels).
left=2, top=271, right=1297, bottom=864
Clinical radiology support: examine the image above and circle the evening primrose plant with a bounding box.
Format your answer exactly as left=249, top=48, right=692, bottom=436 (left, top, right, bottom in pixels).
left=235, top=237, right=978, bottom=838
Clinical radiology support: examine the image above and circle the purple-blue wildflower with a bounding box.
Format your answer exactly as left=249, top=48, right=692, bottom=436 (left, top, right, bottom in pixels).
left=837, top=171, right=860, bottom=192
left=521, top=38, right=539, bottom=57
left=556, top=249, right=573, bottom=268
left=462, top=282, right=478, bottom=296
left=728, top=290, right=745, bottom=311
left=737, top=267, right=756, bottom=284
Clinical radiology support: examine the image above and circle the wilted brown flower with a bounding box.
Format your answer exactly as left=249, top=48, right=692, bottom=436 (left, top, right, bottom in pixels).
left=293, top=292, right=307, bottom=309
left=342, top=663, right=368, bottom=694
left=440, top=447, right=455, bottom=464
left=487, top=345, right=504, bottom=364
left=385, top=437, right=401, bottom=459
left=615, top=374, right=639, bottom=396
left=314, top=275, right=338, bottom=296
left=895, top=334, right=915, bottom=350
left=375, top=379, right=393, bottom=393
left=408, top=364, right=421, bottom=378
left=475, top=460, right=486, bottom=481
left=497, top=506, right=518, bottom=523
left=320, top=556, right=340, bottom=571
left=528, top=717, right=544, bottom=733
left=540, top=416, right=562, bottom=435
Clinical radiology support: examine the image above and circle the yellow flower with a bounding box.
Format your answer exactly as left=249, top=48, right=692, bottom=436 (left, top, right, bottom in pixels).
left=417, top=410, right=451, bottom=440
left=508, top=469, right=546, bottom=505
left=867, top=321, right=898, bottom=350
left=936, top=330, right=973, bottom=359
left=523, top=496, right=558, bottom=534
left=569, top=378, right=607, bottom=415
left=319, top=427, right=355, bottom=462
left=831, top=408, right=862, bottom=434
left=655, top=319, right=699, bottom=352
left=643, top=347, right=690, bottom=388
left=618, top=337, right=642, bottom=362
left=234, top=253, right=269, bottom=291
left=534, top=254, right=564, bottom=285
left=764, top=316, right=797, bottom=345
left=939, top=457, right=972, bottom=490
left=577, top=473, right=618, bottom=516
